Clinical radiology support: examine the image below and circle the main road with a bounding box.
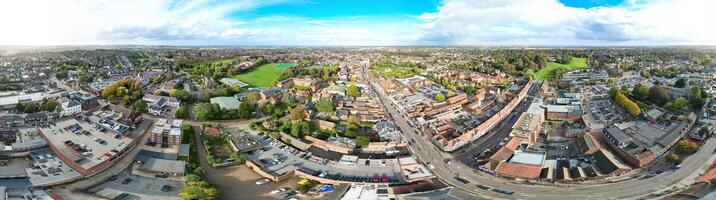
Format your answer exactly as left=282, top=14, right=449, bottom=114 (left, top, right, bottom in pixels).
left=364, top=67, right=716, bottom=200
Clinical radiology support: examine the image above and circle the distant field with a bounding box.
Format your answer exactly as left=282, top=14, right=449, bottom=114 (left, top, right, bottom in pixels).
left=529, top=57, right=589, bottom=80
left=371, top=63, right=413, bottom=77
left=233, top=63, right=294, bottom=87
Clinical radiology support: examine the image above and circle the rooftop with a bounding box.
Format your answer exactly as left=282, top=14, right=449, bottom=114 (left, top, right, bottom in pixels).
left=210, top=96, right=242, bottom=110
left=38, top=118, right=133, bottom=172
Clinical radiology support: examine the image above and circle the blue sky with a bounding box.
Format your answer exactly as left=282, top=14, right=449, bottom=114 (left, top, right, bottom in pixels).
left=0, top=0, right=714, bottom=46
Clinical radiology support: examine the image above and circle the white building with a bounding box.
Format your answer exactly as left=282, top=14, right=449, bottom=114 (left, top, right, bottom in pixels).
left=59, top=98, right=81, bottom=117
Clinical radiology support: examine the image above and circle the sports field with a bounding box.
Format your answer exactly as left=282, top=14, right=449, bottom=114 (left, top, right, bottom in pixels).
left=529, top=57, right=589, bottom=80
left=233, top=63, right=294, bottom=87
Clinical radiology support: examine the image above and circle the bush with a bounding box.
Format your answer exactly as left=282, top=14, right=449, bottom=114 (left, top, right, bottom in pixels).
left=356, top=136, right=370, bottom=148
left=666, top=153, right=680, bottom=162
left=674, top=140, right=698, bottom=154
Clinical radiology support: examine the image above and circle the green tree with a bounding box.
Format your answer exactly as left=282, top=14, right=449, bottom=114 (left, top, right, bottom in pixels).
left=315, top=98, right=334, bottom=114
left=170, top=89, right=192, bottom=101
left=23, top=102, right=39, bottom=113
left=356, top=136, right=370, bottom=148
left=245, top=92, right=262, bottom=104
left=674, top=140, right=698, bottom=154
left=346, top=84, right=360, bottom=98
left=669, top=97, right=688, bottom=110
left=281, top=93, right=299, bottom=106
left=674, top=78, right=686, bottom=88
left=132, top=100, right=148, bottom=113
left=175, top=106, right=190, bottom=119
left=237, top=102, right=254, bottom=119
left=435, top=94, right=446, bottom=102
left=608, top=86, right=620, bottom=100
left=44, top=99, right=58, bottom=112
left=632, top=84, right=649, bottom=101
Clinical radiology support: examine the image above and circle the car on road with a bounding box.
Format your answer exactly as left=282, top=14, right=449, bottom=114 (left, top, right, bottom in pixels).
left=491, top=188, right=514, bottom=195
left=255, top=178, right=271, bottom=185
left=120, top=178, right=132, bottom=184
left=161, top=185, right=171, bottom=192
left=454, top=176, right=470, bottom=184
left=108, top=176, right=118, bottom=181
left=476, top=184, right=491, bottom=190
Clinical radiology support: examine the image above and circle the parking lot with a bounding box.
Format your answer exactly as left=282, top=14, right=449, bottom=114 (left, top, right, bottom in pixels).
left=245, top=132, right=405, bottom=184
left=88, top=168, right=184, bottom=200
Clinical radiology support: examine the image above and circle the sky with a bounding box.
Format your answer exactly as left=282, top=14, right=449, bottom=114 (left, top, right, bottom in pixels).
left=0, top=0, right=714, bottom=46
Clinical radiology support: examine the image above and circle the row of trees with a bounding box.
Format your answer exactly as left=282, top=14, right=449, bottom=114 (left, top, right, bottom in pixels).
left=16, top=98, right=58, bottom=113
left=609, top=86, right=641, bottom=117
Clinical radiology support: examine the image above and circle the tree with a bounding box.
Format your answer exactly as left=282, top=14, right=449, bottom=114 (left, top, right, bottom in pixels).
left=674, top=78, right=686, bottom=88
left=615, top=93, right=641, bottom=117
left=356, top=136, right=370, bottom=148
left=447, top=91, right=456, bottom=97
left=116, top=87, right=127, bottom=97
left=194, top=103, right=217, bottom=121
left=245, top=92, right=262, bottom=104
left=132, top=100, right=148, bottom=113
left=23, top=102, right=39, bottom=113
left=666, top=153, right=680, bottom=162
left=674, top=140, right=698, bottom=154
left=179, top=180, right=219, bottom=200
left=44, top=99, right=58, bottom=112
left=281, top=93, right=299, bottom=106
left=346, top=84, right=360, bottom=98
left=435, top=94, right=446, bottom=102
left=289, top=105, right=305, bottom=121
left=175, top=106, right=190, bottom=119
left=237, top=102, right=254, bottom=119
left=315, top=98, right=334, bottom=114
left=233, top=152, right=246, bottom=165
left=608, top=86, right=620, bottom=100
left=648, top=86, right=671, bottom=105
left=632, top=84, right=649, bottom=101
left=170, top=89, right=192, bottom=101
left=668, top=97, right=688, bottom=110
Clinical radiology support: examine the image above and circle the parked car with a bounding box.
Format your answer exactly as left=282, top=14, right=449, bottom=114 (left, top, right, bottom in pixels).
left=255, top=178, right=271, bottom=185
left=113, top=193, right=129, bottom=200
left=108, top=176, right=118, bottom=181
left=121, top=178, right=132, bottom=184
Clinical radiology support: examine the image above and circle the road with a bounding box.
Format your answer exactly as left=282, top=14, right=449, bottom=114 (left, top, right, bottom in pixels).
left=365, top=67, right=716, bottom=200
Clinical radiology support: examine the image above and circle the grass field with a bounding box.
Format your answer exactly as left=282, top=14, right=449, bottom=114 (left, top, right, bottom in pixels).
left=233, top=63, right=294, bottom=87
left=529, top=57, right=589, bottom=80
left=371, top=63, right=414, bottom=77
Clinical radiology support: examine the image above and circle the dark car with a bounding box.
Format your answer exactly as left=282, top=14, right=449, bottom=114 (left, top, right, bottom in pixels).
left=113, top=193, right=129, bottom=200
left=476, top=184, right=490, bottom=190
left=492, top=188, right=514, bottom=195
left=108, top=176, right=118, bottom=181
left=453, top=176, right=470, bottom=184
left=161, top=185, right=171, bottom=192
left=121, top=178, right=132, bottom=184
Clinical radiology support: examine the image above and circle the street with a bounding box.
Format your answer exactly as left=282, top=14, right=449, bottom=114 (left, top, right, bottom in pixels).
left=365, top=67, right=716, bottom=200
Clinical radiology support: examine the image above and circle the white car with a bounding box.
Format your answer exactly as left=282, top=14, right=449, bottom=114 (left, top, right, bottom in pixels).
left=270, top=188, right=288, bottom=194
left=255, top=178, right=271, bottom=185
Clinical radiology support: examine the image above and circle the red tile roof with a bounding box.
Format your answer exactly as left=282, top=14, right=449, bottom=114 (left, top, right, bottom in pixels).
left=494, top=161, right=542, bottom=180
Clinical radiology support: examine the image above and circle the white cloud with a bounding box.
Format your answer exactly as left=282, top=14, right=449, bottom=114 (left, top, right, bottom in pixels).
left=416, top=0, right=716, bottom=45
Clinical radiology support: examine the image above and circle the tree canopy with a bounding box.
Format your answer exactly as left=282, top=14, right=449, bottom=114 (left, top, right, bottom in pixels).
left=316, top=98, right=334, bottom=114
left=648, top=86, right=671, bottom=105
left=346, top=84, right=360, bottom=98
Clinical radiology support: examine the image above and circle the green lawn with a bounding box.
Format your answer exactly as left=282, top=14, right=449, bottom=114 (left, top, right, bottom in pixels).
left=232, top=63, right=294, bottom=87
left=371, top=63, right=413, bottom=77
left=529, top=57, right=589, bottom=80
